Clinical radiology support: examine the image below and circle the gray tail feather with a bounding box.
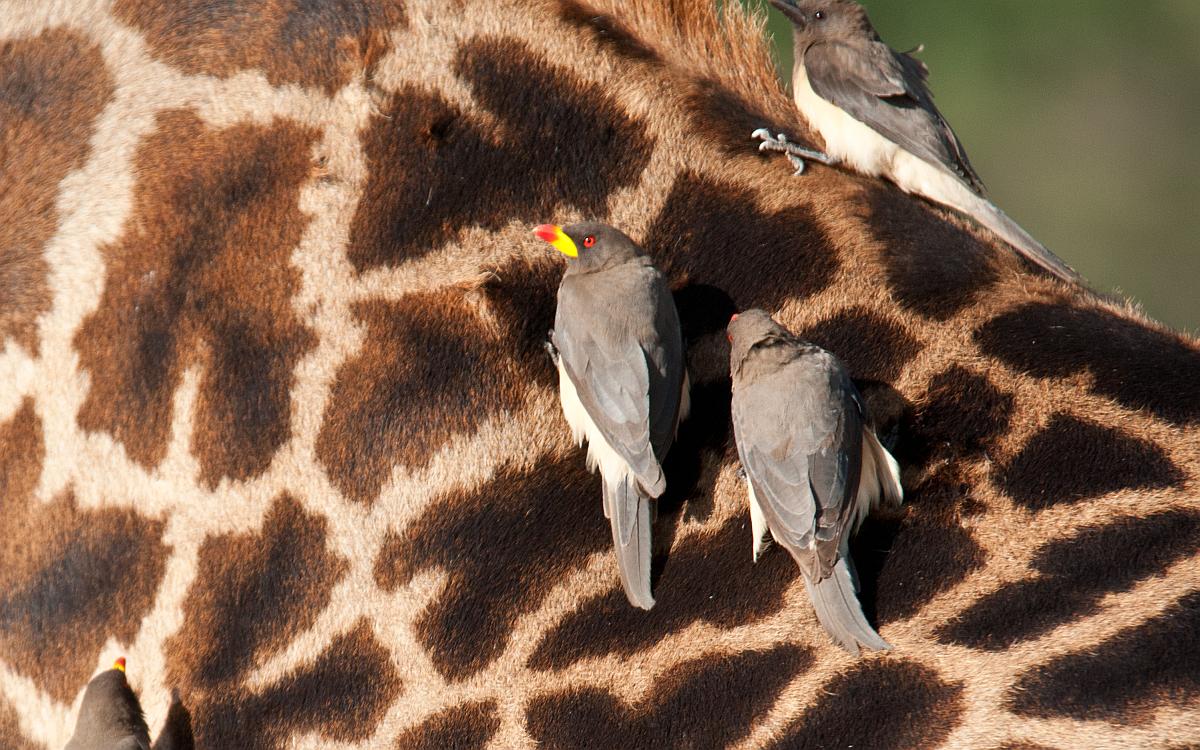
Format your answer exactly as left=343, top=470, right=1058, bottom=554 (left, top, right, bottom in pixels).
left=971, top=198, right=1082, bottom=284
left=604, top=473, right=655, bottom=610
left=803, top=558, right=890, bottom=654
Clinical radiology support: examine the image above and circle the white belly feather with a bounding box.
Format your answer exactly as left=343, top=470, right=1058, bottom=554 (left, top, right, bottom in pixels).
left=793, top=64, right=982, bottom=216
left=556, top=359, right=636, bottom=507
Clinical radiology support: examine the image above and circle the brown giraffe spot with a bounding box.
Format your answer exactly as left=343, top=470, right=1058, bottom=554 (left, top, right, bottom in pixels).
left=347, top=36, right=653, bottom=271
left=75, top=110, right=318, bottom=487
left=0, top=29, right=114, bottom=355
left=976, top=302, right=1200, bottom=426
left=864, top=184, right=1000, bottom=321
left=477, top=255, right=563, bottom=393
left=166, top=494, right=347, bottom=692
left=557, top=0, right=662, bottom=64
left=767, top=660, right=964, bottom=750
left=373, top=456, right=610, bottom=680
left=527, top=644, right=811, bottom=749
left=316, top=290, right=530, bottom=505
left=896, top=365, right=1015, bottom=467
left=671, top=283, right=740, bottom=346
left=0, top=401, right=169, bottom=702
left=528, top=515, right=798, bottom=671
left=1009, top=589, right=1200, bottom=723
left=643, top=172, right=840, bottom=312
left=392, top=701, right=500, bottom=750
left=998, top=413, right=1183, bottom=511
left=190, top=619, right=401, bottom=747
left=0, top=695, right=36, bottom=750
left=939, top=509, right=1200, bottom=650
left=799, top=307, right=923, bottom=384
left=657, top=377, right=734, bottom=520
left=112, top=0, right=403, bottom=94
left=685, top=77, right=802, bottom=157
left=864, top=467, right=987, bottom=625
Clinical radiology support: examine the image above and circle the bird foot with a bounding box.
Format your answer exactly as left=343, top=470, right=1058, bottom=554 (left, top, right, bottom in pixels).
left=751, top=128, right=832, bottom=176
left=544, top=331, right=559, bottom=363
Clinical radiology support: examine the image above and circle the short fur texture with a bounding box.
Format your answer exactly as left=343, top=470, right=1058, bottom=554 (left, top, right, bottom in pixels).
left=1, top=0, right=1198, bottom=747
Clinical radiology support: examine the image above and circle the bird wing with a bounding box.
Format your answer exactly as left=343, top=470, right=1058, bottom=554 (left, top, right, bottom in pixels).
left=804, top=40, right=985, bottom=193
left=733, top=356, right=863, bottom=579
left=553, top=273, right=673, bottom=495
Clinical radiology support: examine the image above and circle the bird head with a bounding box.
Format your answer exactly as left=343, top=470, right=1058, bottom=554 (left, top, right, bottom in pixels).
left=770, top=0, right=873, bottom=40
left=67, top=657, right=151, bottom=747
left=727, top=309, right=805, bottom=379
left=533, top=222, right=644, bottom=273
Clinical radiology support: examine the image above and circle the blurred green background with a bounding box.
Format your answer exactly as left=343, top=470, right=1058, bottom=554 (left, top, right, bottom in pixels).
left=746, top=0, right=1200, bottom=331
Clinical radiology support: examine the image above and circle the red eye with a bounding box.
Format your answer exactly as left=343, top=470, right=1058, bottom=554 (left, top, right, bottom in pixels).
left=583, top=235, right=596, bottom=248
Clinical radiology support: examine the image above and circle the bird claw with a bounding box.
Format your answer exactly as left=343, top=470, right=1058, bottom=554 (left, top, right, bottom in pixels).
left=735, top=466, right=747, bottom=481
left=544, top=332, right=559, bottom=363
left=750, top=128, right=832, bottom=176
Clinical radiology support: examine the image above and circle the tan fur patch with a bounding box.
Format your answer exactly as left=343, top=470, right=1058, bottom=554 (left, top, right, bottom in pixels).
left=0, top=696, right=35, bottom=750
left=0, top=29, right=114, bottom=355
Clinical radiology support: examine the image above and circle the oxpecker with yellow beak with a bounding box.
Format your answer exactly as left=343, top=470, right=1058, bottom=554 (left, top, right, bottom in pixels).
left=535, top=222, right=689, bottom=610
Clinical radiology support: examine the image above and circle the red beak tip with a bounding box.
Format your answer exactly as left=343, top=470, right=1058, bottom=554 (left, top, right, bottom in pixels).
left=533, top=224, right=558, bottom=242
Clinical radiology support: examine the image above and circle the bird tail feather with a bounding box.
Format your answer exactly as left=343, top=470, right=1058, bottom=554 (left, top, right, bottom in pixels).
left=604, top=472, right=655, bottom=610
left=804, top=558, right=890, bottom=654
left=964, top=194, right=1081, bottom=284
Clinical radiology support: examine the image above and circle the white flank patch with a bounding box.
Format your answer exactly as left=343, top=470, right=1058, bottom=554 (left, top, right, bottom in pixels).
left=746, top=477, right=771, bottom=562
left=793, top=64, right=979, bottom=214
left=555, top=359, right=639, bottom=507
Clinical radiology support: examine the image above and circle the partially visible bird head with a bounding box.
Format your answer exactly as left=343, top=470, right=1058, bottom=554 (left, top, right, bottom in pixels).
left=67, top=657, right=151, bottom=749
left=770, top=0, right=873, bottom=41
left=533, top=222, right=644, bottom=273
left=728, top=309, right=809, bottom=379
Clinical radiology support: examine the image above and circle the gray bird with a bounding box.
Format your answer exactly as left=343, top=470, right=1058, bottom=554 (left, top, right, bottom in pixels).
left=728, top=309, right=902, bottom=653
left=65, top=658, right=151, bottom=750
left=535, top=222, right=689, bottom=610
left=755, top=0, right=1081, bottom=284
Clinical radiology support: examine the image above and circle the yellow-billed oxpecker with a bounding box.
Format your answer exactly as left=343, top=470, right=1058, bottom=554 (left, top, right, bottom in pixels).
left=755, top=0, right=1080, bottom=283
left=728, top=309, right=901, bottom=653
left=535, top=222, right=689, bottom=610
left=65, top=657, right=151, bottom=750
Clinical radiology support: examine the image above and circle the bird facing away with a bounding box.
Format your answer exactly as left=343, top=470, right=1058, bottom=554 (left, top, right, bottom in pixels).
left=535, top=222, right=689, bottom=610
left=728, top=309, right=902, bottom=653
left=755, top=0, right=1081, bottom=284
left=65, top=658, right=151, bottom=750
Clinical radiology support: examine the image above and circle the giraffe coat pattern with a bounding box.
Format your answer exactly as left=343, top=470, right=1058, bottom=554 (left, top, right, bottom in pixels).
left=1, top=0, right=1199, bottom=747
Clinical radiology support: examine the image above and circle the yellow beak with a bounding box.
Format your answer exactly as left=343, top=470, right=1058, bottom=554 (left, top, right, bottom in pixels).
left=533, top=224, right=578, bottom=258
left=113, top=657, right=126, bottom=672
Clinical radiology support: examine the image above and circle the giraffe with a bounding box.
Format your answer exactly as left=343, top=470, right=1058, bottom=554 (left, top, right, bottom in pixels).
left=1, top=0, right=1198, bottom=747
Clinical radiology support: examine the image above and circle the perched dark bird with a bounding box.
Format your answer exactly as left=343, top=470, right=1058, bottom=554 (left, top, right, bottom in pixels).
left=535, top=222, right=689, bottom=610
left=65, top=658, right=151, bottom=750
left=728, top=309, right=901, bottom=653
left=755, top=0, right=1081, bottom=284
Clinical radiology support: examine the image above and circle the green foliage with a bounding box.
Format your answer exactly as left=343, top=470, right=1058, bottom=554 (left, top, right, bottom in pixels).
left=746, top=0, right=1200, bottom=329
